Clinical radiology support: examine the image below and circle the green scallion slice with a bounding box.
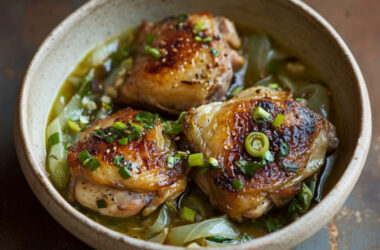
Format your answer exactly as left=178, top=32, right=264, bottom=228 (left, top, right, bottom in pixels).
left=48, top=132, right=60, bottom=147
left=180, top=206, right=196, bottom=222
left=68, top=119, right=81, bottom=132
left=281, top=162, right=298, bottom=172
left=192, top=21, right=207, bottom=34
left=232, top=179, right=243, bottom=191
left=83, top=157, right=100, bottom=171
left=202, top=37, right=212, bottom=44
left=245, top=132, right=270, bottom=157
left=188, top=153, right=204, bottom=167
left=268, top=83, right=279, bottom=89
left=277, top=142, right=289, bottom=157
left=252, top=107, right=273, bottom=123
left=78, top=150, right=91, bottom=163
left=118, top=166, right=132, bottom=179
left=194, top=36, right=202, bottom=42
left=118, top=137, right=129, bottom=146
left=112, top=121, right=127, bottom=130
left=272, top=114, right=285, bottom=128
left=150, top=48, right=161, bottom=59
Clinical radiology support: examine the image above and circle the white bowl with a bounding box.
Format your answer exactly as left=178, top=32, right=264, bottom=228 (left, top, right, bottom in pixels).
left=14, top=0, right=371, bottom=249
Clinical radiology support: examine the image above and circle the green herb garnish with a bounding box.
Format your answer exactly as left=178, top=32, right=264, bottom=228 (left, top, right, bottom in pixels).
left=48, top=132, right=60, bottom=147
left=232, top=179, right=243, bottom=191
left=281, top=162, right=298, bottom=172
left=277, top=142, right=289, bottom=157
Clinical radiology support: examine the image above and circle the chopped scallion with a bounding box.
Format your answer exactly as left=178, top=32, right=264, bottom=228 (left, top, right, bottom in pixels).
left=262, top=151, right=274, bottom=162
left=245, top=132, right=270, bottom=157
left=231, top=86, right=243, bottom=96
left=48, top=132, right=60, bottom=147
left=118, top=166, right=132, bottom=179
left=68, top=119, right=81, bottom=132
left=202, top=37, right=212, bottom=44
left=112, top=121, right=127, bottom=130
left=192, top=21, right=207, bottom=34
left=83, top=157, right=100, bottom=171
left=78, top=150, right=91, bottom=163
left=252, top=107, right=273, bottom=123
left=180, top=206, right=196, bottom=222
left=146, top=34, right=155, bottom=45
left=268, top=83, right=279, bottom=89
left=272, top=114, right=285, bottom=128
left=281, top=162, right=298, bottom=172
left=232, top=179, right=243, bottom=191
left=194, top=36, right=202, bottom=42
left=277, top=142, right=289, bottom=157
left=188, top=153, right=204, bottom=167
left=118, top=137, right=129, bottom=145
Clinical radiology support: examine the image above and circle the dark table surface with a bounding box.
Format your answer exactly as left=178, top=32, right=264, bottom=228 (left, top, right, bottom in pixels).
left=1, top=0, right=379, bottom=249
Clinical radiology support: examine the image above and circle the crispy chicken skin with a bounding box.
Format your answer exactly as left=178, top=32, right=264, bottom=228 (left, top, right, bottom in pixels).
left=68, top=109, right=187, bottom=217
left=117, top=12, right=244, bottom=114
left=183, top=87, right=339, bottom=221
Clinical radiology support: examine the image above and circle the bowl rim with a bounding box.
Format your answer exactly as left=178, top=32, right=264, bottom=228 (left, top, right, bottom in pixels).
left=15, top=0, right=372, bottom=249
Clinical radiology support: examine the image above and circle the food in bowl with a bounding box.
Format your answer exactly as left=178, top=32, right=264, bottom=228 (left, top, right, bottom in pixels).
left=45, top=12, right=339, bottom=247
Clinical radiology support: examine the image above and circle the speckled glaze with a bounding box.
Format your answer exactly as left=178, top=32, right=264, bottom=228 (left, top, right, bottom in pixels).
left=14, top=0, right=371, bottom=249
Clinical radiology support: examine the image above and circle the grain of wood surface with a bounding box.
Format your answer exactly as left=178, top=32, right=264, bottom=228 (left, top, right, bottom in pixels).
left=0, top=0, right=378, bottom=249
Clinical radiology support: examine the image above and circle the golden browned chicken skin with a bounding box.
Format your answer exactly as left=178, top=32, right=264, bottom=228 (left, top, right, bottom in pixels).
left=67, top=108, right=187, bottom=217
left=183, top=87, right=339, bottom=221
left=117, top=12, right=244, bottom=114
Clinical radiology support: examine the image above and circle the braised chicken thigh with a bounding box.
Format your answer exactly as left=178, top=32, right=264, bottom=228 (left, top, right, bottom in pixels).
left=183, top=87, right=339, bottom=221
left=67, top=109, right=187, bottom=217
left=117, top=12, right=244, bottom=114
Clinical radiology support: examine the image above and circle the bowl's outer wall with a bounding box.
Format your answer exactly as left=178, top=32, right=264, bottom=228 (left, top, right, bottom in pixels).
left=15, top=0, right=371, bottom=249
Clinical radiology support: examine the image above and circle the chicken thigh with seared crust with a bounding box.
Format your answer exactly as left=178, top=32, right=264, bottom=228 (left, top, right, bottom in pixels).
left=117, top=12, right=244, bottom=114
left=183, top=87, right=339, bottom=221
left=67, top=108, right=187, bottom=217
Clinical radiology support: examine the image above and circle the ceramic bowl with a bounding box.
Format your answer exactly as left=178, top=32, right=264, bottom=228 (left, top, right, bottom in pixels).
left=14, top=0, right=371, bottom=249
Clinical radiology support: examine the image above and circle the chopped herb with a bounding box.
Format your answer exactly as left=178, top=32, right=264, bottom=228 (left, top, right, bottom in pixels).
left=288, top=182, right=313, bottom=216
left=188, top=153, right=204, bottom=167
left=236, top=160, right=263, bottom=177
left=96, top=199, right=107, bottom=209
left=162, top=111, right=188, bottom=135
left=281, top=162, right=298, bottom=172
left=145, top=45, right=162, bottom=59
left=180, top=206, right=196, bottom=222
left=113, top=155, right=126, bottom=167
left=145, top=34, right=155, bottom=45
left=176, top=151, right=188, bottom=157
left=202, top=37, right=212, bottom=44
left=262, top=151, right=274, bottom=162
left=93, top=128, right=119, bottom=143
left=192, top=21, right=207, bottom=34
left=272, top=114, right=285, bottom=128
left=206, top=235, right=235, bottom=243
left=83, top=157, right=100, bottom=171
left=68, top=119, right=81, bottom=132
left=295, top=98, right=304, bottom=102
left=112, top=121, right=127, bottom=130
left=266, top=217, right=283, bottom=233
left=126, top=122, right=143, bottom=140
left=231, top=86, right=243, bottom=96
left=117, top=137, right=129, bottom=145
left=268, top=83, right=280, bottom=89
left=48, top=132, right=60, bottom=147
left=167, top=155, right=181, bottom=169
left=208, top=157, right=219, bottom=168
left=210, top=48, right=219, bottom=56
left=252, top=107, right=273, bottom=123
left=277, top=142, right=289, bottom=157
left=135, top=111, right=159, bottom=130
left=232, top=179, right=243, bottom=191
left=110, top=45, right=131, bottom=67
left=78, top=150, right=91, bottom=163
left=194, top=36, right=202, bottom=42
left=118, top=166, right=132, bottom=179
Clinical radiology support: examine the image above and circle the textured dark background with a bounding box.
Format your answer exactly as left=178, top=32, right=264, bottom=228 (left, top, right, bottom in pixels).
left=1, top=0, right=379, bottom=249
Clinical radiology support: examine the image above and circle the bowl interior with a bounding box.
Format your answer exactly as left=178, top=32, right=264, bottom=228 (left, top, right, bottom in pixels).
left=18, top=0, right=369, bottom=249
